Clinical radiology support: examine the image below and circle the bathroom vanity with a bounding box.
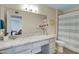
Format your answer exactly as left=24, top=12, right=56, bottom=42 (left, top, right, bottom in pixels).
left=0, top=7, right=56, bottom=54
left=0, top=35, right=56, bottom=54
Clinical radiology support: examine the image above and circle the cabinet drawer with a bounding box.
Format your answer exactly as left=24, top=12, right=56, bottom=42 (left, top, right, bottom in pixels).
left=32, top=47, right=41, bottom=54
left=16, top=49, right=31, bottom=54
left=32, top=40, right=49, bottom=48
left=0, top=47, right=14, bottom=54
left=14, top=43, right=31, bottom=53
left=49, top=48, right=55, bottom=54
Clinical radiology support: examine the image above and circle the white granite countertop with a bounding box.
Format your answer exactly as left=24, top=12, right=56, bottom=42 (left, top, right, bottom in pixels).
left=0, top=35, right=56, bottom=50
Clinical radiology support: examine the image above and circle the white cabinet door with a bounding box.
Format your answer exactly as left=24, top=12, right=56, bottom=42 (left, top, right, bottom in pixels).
left=0, top=47, right=14, bottom=54
left=49, top=38, right=55, bottom=48
left=32, top=40, right=49, bottom=48
left=15, top=49, right=31, bottom=54
left=14, top=43, right=32, bottom=53
left=49, top=38, right=56, bottom=54
left=31, top=47, right=41, bottom=54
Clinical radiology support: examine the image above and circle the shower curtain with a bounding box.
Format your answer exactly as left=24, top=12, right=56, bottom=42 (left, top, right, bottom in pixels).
left=58, top=11, right=79, bottom=53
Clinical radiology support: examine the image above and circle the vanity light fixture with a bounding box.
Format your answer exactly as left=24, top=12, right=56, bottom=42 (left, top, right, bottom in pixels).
left=22, top=4, right=39, bottom=13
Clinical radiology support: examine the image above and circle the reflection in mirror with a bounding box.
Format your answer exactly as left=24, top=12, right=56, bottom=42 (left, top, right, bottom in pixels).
left=10, top=15, right=22, bottom=36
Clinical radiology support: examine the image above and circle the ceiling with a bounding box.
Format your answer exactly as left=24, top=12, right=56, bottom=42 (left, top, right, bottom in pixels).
left=47, top=4, right=79, bottom=11
left=1, top=4, right=79, bottom=12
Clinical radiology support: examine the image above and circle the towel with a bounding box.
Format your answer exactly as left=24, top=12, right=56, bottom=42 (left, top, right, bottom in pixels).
left=0, top=19, right=4, bottom=29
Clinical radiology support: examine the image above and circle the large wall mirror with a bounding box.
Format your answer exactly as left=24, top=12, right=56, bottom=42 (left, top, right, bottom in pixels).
left=6, top=9, right=47, bottom=37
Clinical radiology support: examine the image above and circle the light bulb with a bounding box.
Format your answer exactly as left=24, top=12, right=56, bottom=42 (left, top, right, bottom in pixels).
left=22, top=4, right=39, bottom=13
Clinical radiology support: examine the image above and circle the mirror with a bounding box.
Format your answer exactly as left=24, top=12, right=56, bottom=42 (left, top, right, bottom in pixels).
left=10, top=15, right=22, bottom=36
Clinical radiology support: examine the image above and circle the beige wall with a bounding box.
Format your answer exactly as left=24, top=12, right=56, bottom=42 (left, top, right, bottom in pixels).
left=0, top=4, right=57, bottom=35
left=57, top=10, right=64, bottom=16
left=37, top=5, right=57, bottom=35
left=0, top=7, right=5, bottom=20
